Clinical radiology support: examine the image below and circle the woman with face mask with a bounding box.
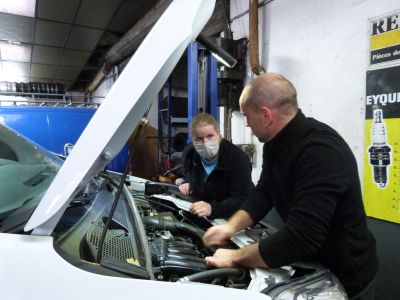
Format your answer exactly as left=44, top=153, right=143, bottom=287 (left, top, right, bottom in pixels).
left=179, top=113, right=254, bottom=219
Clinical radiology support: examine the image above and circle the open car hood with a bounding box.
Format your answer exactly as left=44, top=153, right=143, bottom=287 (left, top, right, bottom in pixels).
left=24, top=0, right=216, bottom=235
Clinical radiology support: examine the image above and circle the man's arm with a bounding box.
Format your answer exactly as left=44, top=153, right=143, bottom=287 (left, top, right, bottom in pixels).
left=203, top=210, right=254, bottom=246
left=228, top=209, right=254, bottom=231
left=204, top=210, right=268, bottom=268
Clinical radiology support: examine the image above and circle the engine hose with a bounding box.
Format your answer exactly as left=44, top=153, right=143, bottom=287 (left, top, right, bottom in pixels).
left=167, top=253, right=205, bottom=263
left=142, top=216, right=204, bottom=240
left=164, top=259, right=207, bottom=271
left=142, top=216, right=215, bottom=253
left=178, top=268, right=245, bottom=283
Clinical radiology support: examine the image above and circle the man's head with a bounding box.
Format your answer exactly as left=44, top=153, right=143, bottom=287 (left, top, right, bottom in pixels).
left=239, top=73, right=298, bottom=142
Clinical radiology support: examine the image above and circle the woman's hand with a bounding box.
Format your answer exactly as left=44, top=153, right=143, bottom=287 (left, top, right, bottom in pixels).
left=190, top=201, right=212, bottom=217
left=179, top=182, right=191, bottom=196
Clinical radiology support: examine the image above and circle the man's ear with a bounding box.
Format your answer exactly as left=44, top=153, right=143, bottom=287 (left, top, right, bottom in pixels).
left=260, top=106, right=273, bottom=127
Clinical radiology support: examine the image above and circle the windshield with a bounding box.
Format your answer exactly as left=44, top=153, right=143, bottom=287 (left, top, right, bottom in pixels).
left=0, top=124, right=62, bottom=226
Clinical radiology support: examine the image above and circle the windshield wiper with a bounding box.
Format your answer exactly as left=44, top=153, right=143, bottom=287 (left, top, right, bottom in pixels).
left=68, top=181, right=99, bottom=208
left=0, top=204, right=36, bottom=233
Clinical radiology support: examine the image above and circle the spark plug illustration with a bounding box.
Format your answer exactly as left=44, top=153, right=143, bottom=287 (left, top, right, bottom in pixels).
left=368, top=109, right=391, bottom=188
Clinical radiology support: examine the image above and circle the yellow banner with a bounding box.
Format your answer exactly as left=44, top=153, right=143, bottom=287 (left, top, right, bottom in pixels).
left=370, top=28, right=400, bottom=50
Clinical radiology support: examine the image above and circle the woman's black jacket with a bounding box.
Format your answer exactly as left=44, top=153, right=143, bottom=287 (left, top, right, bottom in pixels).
left=181, top=139, right=254, bottom=219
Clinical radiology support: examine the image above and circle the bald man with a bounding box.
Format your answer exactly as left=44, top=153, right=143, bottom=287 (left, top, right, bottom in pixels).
left=203, top=73, right=378, bottom=299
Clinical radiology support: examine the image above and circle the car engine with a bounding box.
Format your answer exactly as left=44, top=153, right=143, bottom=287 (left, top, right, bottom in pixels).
left=60, top=180, right=248, bottom=287
left=52, top=177, right=348, bottom=299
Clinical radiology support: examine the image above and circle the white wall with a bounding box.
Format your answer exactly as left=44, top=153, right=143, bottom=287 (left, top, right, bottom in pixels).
left=230, top=0, right=400, bottom=183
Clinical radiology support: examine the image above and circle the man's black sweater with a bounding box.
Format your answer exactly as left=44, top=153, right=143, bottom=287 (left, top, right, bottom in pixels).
left=241, top=111, right=378, bottom=297
left=182, top=139, right=254, bottom=219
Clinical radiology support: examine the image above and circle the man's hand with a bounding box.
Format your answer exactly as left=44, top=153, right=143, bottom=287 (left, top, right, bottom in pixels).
left=205, top=244, right=268, bottom=269
left=205, top=249, right=237, bottom=268
left=178, top=183, right=191, bottom=196
left=190, top=201, right=212, bottom=217
left=203, top=224, right=235, bottom=246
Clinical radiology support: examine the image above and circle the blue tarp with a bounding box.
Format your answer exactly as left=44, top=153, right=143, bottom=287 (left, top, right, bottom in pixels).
left=0, top=106, right=128, bottom=172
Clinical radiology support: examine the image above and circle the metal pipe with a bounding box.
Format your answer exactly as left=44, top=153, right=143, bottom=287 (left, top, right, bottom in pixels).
left=249, top=0, right=264, bottom=75
left=86, top=65, right=110, bottom=93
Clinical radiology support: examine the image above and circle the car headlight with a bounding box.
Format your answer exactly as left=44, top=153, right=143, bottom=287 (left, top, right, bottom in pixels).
left=265, top=270, right=348, bottom=300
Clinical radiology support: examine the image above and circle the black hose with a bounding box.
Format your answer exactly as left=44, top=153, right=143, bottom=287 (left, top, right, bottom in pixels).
left=142, top=216, right=205, bottom=239
left=179, top=268, right=245, bottom=283
left=196, top=34, right=237, bottom=68
left=142, top=216, right=215, bottom=254
left=164, top=260, right=207, bottom=271
left=167, top=254, right=205, bottom=263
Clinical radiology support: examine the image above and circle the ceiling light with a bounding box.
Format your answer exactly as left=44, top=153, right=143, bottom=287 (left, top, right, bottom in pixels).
left=0, top=41, right=31, bottom=62
left=0, top=61, right=29, bottom=81
left=0, top=0, right=36, bottom=17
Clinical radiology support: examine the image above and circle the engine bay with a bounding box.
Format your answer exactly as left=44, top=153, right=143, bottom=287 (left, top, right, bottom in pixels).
left=53, top=176, right=253, bottom=288
left=51, top=175, right=347, bottom=299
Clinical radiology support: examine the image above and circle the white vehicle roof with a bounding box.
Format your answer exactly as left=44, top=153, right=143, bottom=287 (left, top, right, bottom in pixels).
left=24, top=0, right=216, bottom=235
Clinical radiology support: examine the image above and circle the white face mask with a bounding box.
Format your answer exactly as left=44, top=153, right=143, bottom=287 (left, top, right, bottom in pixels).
left=193, top=139, right=220, bottom=160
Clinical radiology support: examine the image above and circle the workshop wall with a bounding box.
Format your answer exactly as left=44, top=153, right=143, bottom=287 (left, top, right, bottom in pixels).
left=230, top=0, right=399, bottom=183
left=229, top=1, right=400, bottom=299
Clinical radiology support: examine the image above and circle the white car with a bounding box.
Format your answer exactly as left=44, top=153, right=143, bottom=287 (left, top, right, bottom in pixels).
left=0, top=1, right=347, bottom=299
